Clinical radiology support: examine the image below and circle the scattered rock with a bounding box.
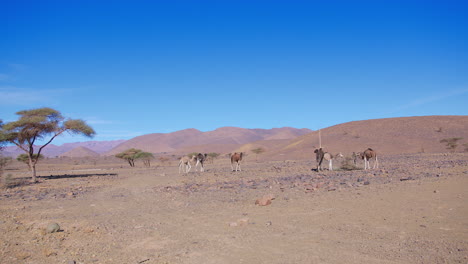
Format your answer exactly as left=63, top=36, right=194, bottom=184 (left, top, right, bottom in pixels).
left=400, top=177, right=414, bottom=181
left=255, top=194, right=275, bottom=206
left=46, top=223, right=61, bottom=233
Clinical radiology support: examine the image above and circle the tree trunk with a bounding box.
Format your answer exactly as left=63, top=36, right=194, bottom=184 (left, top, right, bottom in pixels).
left=28, top=157, right=37, bottom=183
left=31, top=164, right=37, bottom=183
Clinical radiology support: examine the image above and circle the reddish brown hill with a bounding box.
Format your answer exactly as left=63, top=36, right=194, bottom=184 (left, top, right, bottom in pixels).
left=257, top=116, right=468, bottom=161
left=60, top=146, right=100, bottom=158
left=105, top=127, right=312, bottom=155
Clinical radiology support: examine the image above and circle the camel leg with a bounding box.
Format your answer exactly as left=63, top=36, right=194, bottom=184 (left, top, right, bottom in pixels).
left=329, top=159, right=333, bottom=171
left=237, top=162, right=241, bottom=171
left=200, top=162, right=204, bottom=172
left=195, top=160, right=200, bottom=171
left=373, top=157, right=379, bottom=169
left=364, top=157, right=368, bottom=170
left=231, top=162, right=234, bottom=171
left=187, top=163, right=191, bottom=173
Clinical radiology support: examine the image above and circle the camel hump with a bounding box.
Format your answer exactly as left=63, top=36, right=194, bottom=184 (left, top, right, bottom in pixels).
left=367, top=148, right=374, bottom=151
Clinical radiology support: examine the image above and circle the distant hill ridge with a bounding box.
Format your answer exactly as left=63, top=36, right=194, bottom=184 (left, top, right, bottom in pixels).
left=105, top=127, right=312, bottom=155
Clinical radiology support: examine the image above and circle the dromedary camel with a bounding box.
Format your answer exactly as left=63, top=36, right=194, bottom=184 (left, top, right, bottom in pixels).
left=231, top=152, right=243, bottom=172
left=178, top=155, right=196, bottom=174
left=314, top=148, right=343, bottom=171
left=194, top=153, right=208, bottom=172
left=359, top=148, right=379, bottom=170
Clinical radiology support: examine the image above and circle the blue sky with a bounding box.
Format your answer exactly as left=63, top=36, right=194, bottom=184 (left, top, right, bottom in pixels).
left=1, top=0, right=467, bottom=145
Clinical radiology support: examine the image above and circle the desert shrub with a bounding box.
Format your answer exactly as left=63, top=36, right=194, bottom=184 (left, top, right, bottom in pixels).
left=339, top=156, right=361, bottom=171
left=440, top=137, right=463, bottom=152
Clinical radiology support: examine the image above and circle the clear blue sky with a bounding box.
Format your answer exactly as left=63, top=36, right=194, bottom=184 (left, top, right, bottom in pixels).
left=1, top=0, right=467, bottom=145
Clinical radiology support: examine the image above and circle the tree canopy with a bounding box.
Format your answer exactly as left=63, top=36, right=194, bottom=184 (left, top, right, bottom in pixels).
left=0, top=108, right=95, bottom=182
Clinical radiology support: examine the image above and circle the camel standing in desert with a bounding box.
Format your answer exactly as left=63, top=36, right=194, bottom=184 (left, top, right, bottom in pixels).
left=314, top=148, right=343, bottom=171
left=194, top=153, right=208, bottom=172
left=231, top=152, right=243, bottom=172
left=178, top=155, right=196, bottom=174
left=359, top=148, right=379, bottom=170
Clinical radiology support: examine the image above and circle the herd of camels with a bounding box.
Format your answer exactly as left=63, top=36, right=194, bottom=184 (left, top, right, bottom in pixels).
left=178, top=148, right=378, bottom=173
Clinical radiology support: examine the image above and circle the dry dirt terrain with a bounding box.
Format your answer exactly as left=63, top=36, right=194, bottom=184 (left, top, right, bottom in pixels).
left=1, top=153, right=467, bottom=264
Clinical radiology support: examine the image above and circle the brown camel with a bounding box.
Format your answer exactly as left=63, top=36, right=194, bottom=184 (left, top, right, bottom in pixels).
left=359, top=148, right=378, bottom=170
left=231, top=152, right=243, bottom=172
left=194, top=153, right=208, bottom=172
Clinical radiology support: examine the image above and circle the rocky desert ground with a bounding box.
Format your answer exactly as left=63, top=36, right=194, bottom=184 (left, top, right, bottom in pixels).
left=1, top=153, right=467, bottom=264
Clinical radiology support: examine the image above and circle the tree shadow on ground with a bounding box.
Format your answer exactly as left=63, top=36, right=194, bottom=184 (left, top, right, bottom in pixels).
left=39, top=173, right=118, bottom=180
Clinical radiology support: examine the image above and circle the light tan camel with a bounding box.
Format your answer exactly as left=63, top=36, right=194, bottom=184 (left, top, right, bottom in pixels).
left=359, top=148, right=378, bottom=170
left=194, top=153, right=208, bottom=172
left=231, top=152, right=243, bottom=172
left=178, top=155, right=196, bottom=174
left=323, top=152, right=343, bottom=171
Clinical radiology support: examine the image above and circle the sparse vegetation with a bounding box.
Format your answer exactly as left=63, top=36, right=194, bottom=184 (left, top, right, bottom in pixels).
left=135, top=151, right=154, bottom=167
left=158, top=156, right=170, bottom=165
left=115, top=148, right=144, bottom=167
left=251, top=147, right=265, bottom=162
left=339, top=156, right=361, bottom=171
left=17, top=153, right=44, bottom=170
left=440, top=137, right=463, bottom=152
left=0, top=108, right=95, bottom=182
left=207, top=152, right=220, bottom=163
left=463, top=143, right=468, bottom=152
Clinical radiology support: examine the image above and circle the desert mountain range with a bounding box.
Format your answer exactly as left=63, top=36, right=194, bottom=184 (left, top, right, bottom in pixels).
left=1, top=116, right=467, bottom=159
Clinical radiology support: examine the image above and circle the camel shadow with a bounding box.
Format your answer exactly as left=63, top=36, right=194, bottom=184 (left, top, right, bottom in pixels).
left=39, top=173, right=118, bottom=180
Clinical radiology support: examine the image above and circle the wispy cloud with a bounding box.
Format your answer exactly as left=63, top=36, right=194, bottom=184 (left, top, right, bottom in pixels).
left=0, top=86, right=50, bottom=105
left=390, top=88, right=468, bottom=114
left=0, top=86, right=75, bottom=106
left=93, top=131, right=145, bottom=140
left=84, top=117, right=120, bottom=125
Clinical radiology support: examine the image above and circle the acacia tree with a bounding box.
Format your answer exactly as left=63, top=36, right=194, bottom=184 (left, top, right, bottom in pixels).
left=135, top=151, right=154, bottom=167
left=0, top=108, right=95, bottom=182
left=115, top=148, right=142, bottom=167
left=251, top=147, right=265, bottom=162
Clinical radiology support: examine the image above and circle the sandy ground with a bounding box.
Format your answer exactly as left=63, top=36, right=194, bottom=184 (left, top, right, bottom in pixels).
left=0, top=153, right=467, bottom=264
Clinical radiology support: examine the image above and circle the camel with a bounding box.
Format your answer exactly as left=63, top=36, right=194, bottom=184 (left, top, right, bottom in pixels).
left=194, top=153, right=208, bottom=172
left=314, top=148, right=343, bottom=171
left=231, top=152, right=243, bottom=172
left=359, top=148, right=379, bottom=170
left=178, top=155, right=196, bottom=174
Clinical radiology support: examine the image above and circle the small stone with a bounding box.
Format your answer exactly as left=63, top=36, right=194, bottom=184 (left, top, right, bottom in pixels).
left=255, top=194, right=275, bottom=206
left=434, top=190, right=439, bottom=193
left=238, top=218, right=249, bottom=226
left=363, top=181, right=370, bottom=185
left=46, top=223, right=60, bottom=233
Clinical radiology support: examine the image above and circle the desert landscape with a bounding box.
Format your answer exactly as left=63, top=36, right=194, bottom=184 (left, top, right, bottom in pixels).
left=1, top=116, right=468, bottom=264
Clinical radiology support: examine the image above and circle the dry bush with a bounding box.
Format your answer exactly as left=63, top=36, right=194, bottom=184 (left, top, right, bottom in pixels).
left=339, top=156, right=361, bottom=171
